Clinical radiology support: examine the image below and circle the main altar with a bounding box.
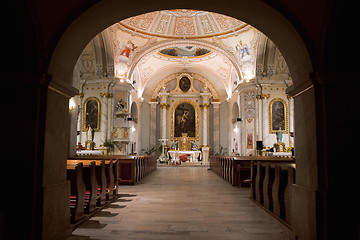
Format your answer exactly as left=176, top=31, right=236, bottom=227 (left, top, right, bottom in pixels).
left=156, top=73, right=212, bottom=164
left=167, top=150, right=202, bottom=163
left=167, top=133, right=202, bottom=163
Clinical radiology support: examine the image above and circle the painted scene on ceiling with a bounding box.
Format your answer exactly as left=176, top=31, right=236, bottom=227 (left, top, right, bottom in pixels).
left=160, top=46, right=211, bottom=57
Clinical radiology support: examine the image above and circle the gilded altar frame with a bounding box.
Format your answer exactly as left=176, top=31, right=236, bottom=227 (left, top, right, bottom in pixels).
left=82, top=97, right=101, bottom=132
left=171, top=100, right=199, bottom=143
left=269, top=98, right=288, bottom=134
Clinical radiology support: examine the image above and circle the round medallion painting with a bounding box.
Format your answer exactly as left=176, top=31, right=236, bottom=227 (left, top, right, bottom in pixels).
left=179, top=76, right=191, bottom=92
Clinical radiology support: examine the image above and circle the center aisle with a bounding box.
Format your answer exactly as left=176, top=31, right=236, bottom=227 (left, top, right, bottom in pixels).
left=68, top=167, right=291, bottom=240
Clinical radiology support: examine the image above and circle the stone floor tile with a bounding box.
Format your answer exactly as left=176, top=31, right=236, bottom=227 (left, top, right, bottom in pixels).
left=69, top=167, right=291, bottom=240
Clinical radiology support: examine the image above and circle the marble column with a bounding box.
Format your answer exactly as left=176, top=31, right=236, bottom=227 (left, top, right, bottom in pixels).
left=107, top=93, right=113, bottom=139
left=200, top=92, right=211, bottom=164
left=288, top=95, right=294, bottom=146
left=148, top=102, right=158, bottom=148
left=78, top=93, right=84, bottom=144
left=100, top=94, right=108, bottom=143
left=262, top=94, right=270, bottom=147
left=158, top=92, right=169, bottom=141
left=158, top=92, right=169, bottom=162
left=256, top=94, right=263, bottom=141
left=211, top=102, right=221, bottom=154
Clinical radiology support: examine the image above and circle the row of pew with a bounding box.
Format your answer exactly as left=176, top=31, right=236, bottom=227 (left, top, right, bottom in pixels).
left=66, top=155, right=157, bottom=224
left=209, top=156, right=252, bottom=187
left=251, top=159, right=295, bottom=225
left=209, top=156, right=295, bottom=226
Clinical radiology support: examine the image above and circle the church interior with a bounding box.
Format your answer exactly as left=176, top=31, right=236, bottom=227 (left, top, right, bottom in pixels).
left=73, top=10, right=294, bottom=161
left=1, top=1, right=358, bottom=240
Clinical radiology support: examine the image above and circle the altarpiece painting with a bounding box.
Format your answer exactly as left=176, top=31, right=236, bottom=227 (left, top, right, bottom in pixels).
left=83, top=97, right=101, bottom=131
left=174, top=103, right=196, bottom=138
left=269, top=98, right=288, bottom=134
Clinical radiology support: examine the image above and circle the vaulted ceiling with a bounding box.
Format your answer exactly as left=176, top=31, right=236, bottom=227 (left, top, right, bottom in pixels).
left=75, top=9, right=291, bottom=101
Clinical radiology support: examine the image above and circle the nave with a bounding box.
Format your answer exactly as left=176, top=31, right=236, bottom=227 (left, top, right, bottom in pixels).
left=68, top=167, right=291, bottom=240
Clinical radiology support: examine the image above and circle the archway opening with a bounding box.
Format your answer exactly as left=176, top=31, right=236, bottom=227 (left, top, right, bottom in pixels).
left=45, top=3, right=316, bottom=240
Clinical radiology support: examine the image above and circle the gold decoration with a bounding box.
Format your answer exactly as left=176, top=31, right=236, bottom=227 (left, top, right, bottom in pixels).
left=269, top=98, right=288, bottom=134
left=151, top=72, right=218, bottom=100
left=179, top=133, right=191, bottom=151
left=114, top=129, right=118, bottom=138
left=123, top=130, right=128, bottom=138
left=200, top=103, right=210, bottom=109
left=256, top=94, right=270, bottom=99
left=171, top=100, right=199, bottom=142
left=160, top=103, right=170, bottom=109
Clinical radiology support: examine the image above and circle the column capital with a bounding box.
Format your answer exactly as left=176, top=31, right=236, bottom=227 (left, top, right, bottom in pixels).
left=211, top=102, right=221, bottom=109
left=160, top=103, right=170, bottom=110
left=200, top=103, right=210, bottom=110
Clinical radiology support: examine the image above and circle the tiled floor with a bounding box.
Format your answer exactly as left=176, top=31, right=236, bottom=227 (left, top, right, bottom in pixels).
left=67, top=167, right=291, bottom=240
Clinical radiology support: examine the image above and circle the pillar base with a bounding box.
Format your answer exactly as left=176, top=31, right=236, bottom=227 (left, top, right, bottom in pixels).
left=201, top=147, right=210, bottom=164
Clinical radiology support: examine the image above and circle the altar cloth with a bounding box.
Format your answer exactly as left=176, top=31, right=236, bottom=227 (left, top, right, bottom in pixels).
left=76, top=150, right=104, bottom=155
left=167, top=150, right=202, bottom=162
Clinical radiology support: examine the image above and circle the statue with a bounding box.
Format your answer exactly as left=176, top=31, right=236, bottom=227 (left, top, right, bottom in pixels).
left=116, top=99, right=127, bottom=112
left=86, top=125, right=94, bottom=142
left=274, top=127, right=285, bottom=152
left=191, top=140, right=198, bottom=151
left=85, top=125, right=95, bottom=150
left=172, top=141, right=178, bottom=150
left=276, top=127, right=283, bottom=143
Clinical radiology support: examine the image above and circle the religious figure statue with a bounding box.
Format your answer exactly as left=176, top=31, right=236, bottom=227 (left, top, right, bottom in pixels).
left=276, top=127, right=283, bottom=143
left=191, top=140, right=198, bottom=151
left=85, top=125, right=95, bottom=150
left=116, top=99, right=126, bottom=112
left=86, top=125, right=94, bottom=141
left=172, top=141, right=178, bottom=150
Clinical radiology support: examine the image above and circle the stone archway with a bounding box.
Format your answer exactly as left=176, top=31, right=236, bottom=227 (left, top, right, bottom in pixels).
left=45, top=1, right=316, bottom=239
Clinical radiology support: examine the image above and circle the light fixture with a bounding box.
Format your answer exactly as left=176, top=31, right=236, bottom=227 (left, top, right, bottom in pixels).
left=69, top=98, right=76, bottom=112
left=233, top=125, right=239, bottom=133
left=131, top=126, right=136, bottom=132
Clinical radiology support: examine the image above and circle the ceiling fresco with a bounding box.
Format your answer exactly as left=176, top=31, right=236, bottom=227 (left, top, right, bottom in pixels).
left=78, top=9, right=290, bottom=101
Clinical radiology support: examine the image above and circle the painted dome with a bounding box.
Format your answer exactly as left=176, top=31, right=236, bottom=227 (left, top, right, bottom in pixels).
left=119, top=9, right=248, bottom=39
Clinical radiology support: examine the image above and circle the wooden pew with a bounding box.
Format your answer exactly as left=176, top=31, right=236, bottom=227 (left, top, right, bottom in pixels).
left=104, top=160, right=114, bottom=200
left=67, top=160, right=98, bottom=213
left=66, top=163, right=86, bottom=223
left=211, top=155, right=295, bottom=226
left=68, top=159, right=108, bottom=205
left=284, top=165, right=295, bottom=225
left=68, top=158, right=116, bottom=202
left=209, top=156, right=255, bottom=188
left=233, top=158, right=251, bottom=187
left=255, top=161, right=266, bottom=204
left=263, top=163, right=275, bottom=210
left=250, top=158, right=295, bottom=225
left=69, top=155, right=156, bottom=186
